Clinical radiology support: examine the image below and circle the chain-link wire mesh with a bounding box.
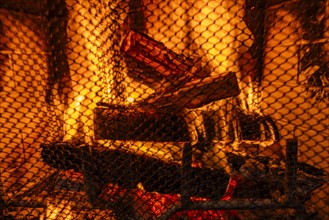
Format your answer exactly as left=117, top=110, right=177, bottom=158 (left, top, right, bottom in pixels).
left=0, top=0, right=328, bottom=219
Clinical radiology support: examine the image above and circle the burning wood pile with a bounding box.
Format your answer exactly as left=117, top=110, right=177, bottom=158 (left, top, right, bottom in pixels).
left=121, top=29, right=240, bottom=109
left=40, top=30, right=325, bottom=219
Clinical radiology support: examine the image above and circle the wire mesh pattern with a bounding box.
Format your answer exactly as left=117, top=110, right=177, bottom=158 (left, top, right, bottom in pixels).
left=0, top=0, right=328, bottom=219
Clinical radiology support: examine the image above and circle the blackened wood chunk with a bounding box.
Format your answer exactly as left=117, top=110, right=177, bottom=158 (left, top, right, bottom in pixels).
left=94, top=105, right=190, bottom=142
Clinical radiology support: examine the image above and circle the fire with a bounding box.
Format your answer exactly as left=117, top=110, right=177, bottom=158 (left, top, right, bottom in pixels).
left=61, top=0, right=262, bottom=146
left=46, top=199, right=72, bottom=220
left=127, top=96, right=135, bottom=103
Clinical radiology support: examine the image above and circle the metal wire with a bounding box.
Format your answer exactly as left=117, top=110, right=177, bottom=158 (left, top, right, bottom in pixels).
left=0, top=0, right=328, bottom=219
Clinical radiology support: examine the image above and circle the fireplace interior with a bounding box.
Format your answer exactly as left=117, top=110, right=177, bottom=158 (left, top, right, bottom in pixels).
left=0, top=0, right=328, bottom=219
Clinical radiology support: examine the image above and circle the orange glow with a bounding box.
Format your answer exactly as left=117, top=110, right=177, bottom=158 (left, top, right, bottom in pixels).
left=46, top=199, right=72, bottom=220
left=127, top=97, right=135, bottom=103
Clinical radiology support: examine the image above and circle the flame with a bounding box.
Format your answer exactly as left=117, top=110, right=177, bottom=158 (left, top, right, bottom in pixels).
left=127, top=97, right=135, bottom=103
left=75, top=95, right=84, bottom=107
left=46, top=199, right=72, bottom=220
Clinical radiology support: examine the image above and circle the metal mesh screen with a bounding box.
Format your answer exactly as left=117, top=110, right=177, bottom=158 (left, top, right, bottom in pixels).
left=0, top=0, right=328, bottom=219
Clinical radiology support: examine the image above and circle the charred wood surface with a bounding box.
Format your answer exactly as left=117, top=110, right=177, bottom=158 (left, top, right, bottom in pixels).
left=94, top=105, right=190, bottom=142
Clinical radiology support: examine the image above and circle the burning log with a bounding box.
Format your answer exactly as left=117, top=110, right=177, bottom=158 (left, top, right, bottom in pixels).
left=143, top=71, right=240, bottom=109
left=121, top=30, right=203, bottom=90
left=93, top=104, right=190, bottom=142
left=40, top=142, right=325, bottom=201
left=41, top=142, right=230, bottom=198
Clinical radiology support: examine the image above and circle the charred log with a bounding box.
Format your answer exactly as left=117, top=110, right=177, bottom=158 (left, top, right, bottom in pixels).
left=40, top=142, right=325, bottom=203
left=41, top=143, right=229, bottom=199
left=121, top=30, right=204, bottom=89
left=94, top=104, right=190, bottom=142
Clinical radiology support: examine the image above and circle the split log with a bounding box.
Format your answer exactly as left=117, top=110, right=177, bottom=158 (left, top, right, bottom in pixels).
left=121, top=29, right=202, bottom=90
left=143, top=71, right=240, bottom=109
